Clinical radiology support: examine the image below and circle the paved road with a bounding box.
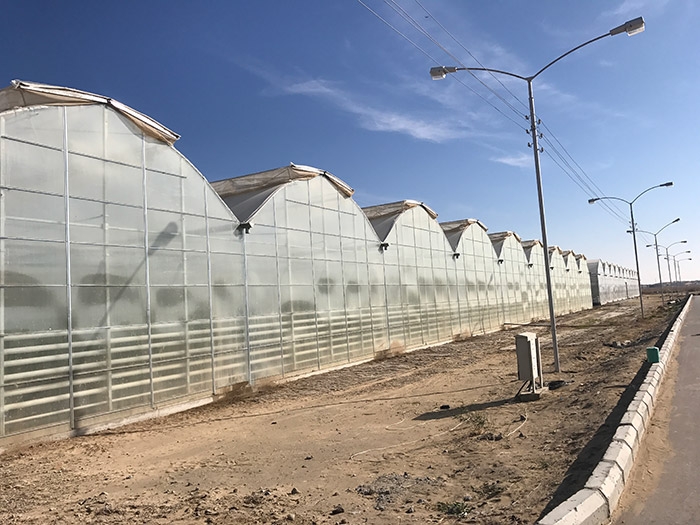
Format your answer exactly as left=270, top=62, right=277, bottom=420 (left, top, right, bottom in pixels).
left=615, top=296, right=700, bottom=524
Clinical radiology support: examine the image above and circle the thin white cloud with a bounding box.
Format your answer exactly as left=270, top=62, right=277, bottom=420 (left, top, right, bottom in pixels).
left=603, top=0, right=670, bottom=18
left=227, top=57, right=470, bottom=143
left=229, top=48, right=523, bottom=145
left=605, top=0, right=647, bottom=17
left=490, top=152, right=531, bottom=168
left=285, top=78, right=465, bottom=142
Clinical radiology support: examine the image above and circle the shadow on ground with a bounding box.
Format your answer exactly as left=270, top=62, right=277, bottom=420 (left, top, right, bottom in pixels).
left=413, top=398, right=513, bottom=421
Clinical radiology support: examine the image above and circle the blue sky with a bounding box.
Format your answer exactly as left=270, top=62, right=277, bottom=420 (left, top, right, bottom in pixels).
left=2, top=1, right=698, bottom=283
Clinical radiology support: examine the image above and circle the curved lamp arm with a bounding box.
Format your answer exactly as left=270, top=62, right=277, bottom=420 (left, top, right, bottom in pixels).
left=631, top=182, right=674, bottom=204
left=430, top=17, right=644, bottom=82
left=588, top=195, right=630, bottom=205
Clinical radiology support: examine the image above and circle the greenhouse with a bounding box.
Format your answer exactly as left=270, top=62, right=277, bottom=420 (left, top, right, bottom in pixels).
left=0, top=80, right=630, bottom=445
left=587, top=259, right=640, bottom=305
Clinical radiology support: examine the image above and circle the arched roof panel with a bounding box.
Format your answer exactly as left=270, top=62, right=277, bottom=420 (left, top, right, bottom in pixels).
left=362, top=200, right=438, bottom=242
left=440, top=219, right=488, bottom=251
left=211, top=163, right=354, bottom=223
left=0, top=79, right=179, bottom=144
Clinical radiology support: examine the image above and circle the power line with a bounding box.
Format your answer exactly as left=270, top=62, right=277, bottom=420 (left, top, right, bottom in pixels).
left=382, top=0, right=525, bottom=118
left=542, top=147, right=629, bottom=225
left=357, top=0, right=527, bottom=132
left=359, top=0, right=629, bottom=227
left=356, top=0, right=438, bottom=63
left=539, top=119, right=628, bottom=218
left=539, top=135, right=629, bottom=223
left=413, top=0, right=528, bottom=113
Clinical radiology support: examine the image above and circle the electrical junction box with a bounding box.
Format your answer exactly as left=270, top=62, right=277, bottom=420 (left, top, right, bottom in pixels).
left=515, top=332, right=542, bottom=386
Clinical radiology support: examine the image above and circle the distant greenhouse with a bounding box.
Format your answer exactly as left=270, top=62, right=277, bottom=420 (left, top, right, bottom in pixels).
left=587, top=259, right=640, bottom=305
left=0, top=81, right=636, bottom=445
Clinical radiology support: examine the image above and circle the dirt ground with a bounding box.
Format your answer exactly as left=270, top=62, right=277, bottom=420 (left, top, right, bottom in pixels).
left=0, top=295, right=685, bottom=525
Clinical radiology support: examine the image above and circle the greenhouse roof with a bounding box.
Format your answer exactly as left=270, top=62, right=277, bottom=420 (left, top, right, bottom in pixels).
left=488, top=231, right=522, bottom=244
left=212, top=163, right=353, bottom=199
left=488, top=231, right=522, bottom=259
left=521, top=240, right=543, bottom=262
left=440, top=219, right=488, bottom=251
left=440, top=218, right=487, bottom=233
left=0, top=80, right=180, bottom=144
left=521, top=240, right=543, bottom=249
left=362, top=200, right=438, bottom=242
left=211, top=163, right=354, bottom=222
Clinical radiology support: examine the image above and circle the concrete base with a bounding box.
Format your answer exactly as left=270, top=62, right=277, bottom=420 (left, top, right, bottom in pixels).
left=516, top=387, right=546, bottom=402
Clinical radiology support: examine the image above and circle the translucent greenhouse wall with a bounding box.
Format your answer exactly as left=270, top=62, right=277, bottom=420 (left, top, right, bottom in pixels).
left=490, top=233, right=530, bottom=326
left=231, top=176, right=389, bottom=380
left=0, top=100, right=615, bottom=444
left=523, top=242, right=549, bottom=322
left=549, top=248, right=570, bottom=315
left=0, top=104, right=248, bottom=440
left=448, top=222, right=501, bottom=335
left=377, top=206, right=456, bottom=349
left=575, top=255, right=594, bottom=312
left=587, top=259, right=639, bottom=306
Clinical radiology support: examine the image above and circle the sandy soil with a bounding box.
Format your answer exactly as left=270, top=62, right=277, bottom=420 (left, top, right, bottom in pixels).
left=0, top=296, right=683, bottom=525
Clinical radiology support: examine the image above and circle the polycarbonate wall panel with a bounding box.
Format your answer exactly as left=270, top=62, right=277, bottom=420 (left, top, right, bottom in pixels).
left=496, top=239, right=530, bottom=326
left=562, top=256, right=577, bottom=313
left=0, top=104, right=249, bottom=440
left=574, top=260, right=593, bottom=311
left=242, top=177, right=385, bottom=379
left=378, top=207, right=459, bottom=352
left=549, top=252, right=569, bottom=316
left=1, top=107, right=73, bottom=436
left=525, top=247, right=548, bottom=322
left=457, top=226, right=500, bottom=335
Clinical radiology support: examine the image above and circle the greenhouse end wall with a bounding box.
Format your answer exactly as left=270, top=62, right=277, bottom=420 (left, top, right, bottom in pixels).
left=587, top=259, right=639, bottom=305
left=0, top=87, right=633, bottom=446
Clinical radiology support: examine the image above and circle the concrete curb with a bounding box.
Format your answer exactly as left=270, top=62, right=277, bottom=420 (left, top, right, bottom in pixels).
left=537, top=295, right=694, bottom=525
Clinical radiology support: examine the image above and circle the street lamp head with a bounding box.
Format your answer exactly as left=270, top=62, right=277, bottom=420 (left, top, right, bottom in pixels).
left=673, top=217, right=681, bottom=223
left=681, top=240, right=688, bottom=244
left=660, top=181, right=674, bottom=187
left=430, top=66, right=459, bottom=80
left=588, top=198, right=599, bottom=204
left=609, top=16, right=645, bottom=37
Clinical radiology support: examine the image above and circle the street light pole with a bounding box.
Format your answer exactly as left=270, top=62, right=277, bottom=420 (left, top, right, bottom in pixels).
left=526, top=77, right=563, bottom=371
left=677, top=257, right=692, bottom=282
left=666, top=246, right=689, bottom=282
left=636, top=218, right=680, bottom=304
left=430, top=16, right=645, bottom=373
left=665, top=248, right=690, bottom=282
left=629, top=202, right=643, bottom=316
left=589, top=185, right=674, bottom=317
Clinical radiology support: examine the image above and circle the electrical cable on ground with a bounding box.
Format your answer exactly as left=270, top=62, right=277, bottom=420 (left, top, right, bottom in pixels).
left=350, top=419, right=465, bottom=460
